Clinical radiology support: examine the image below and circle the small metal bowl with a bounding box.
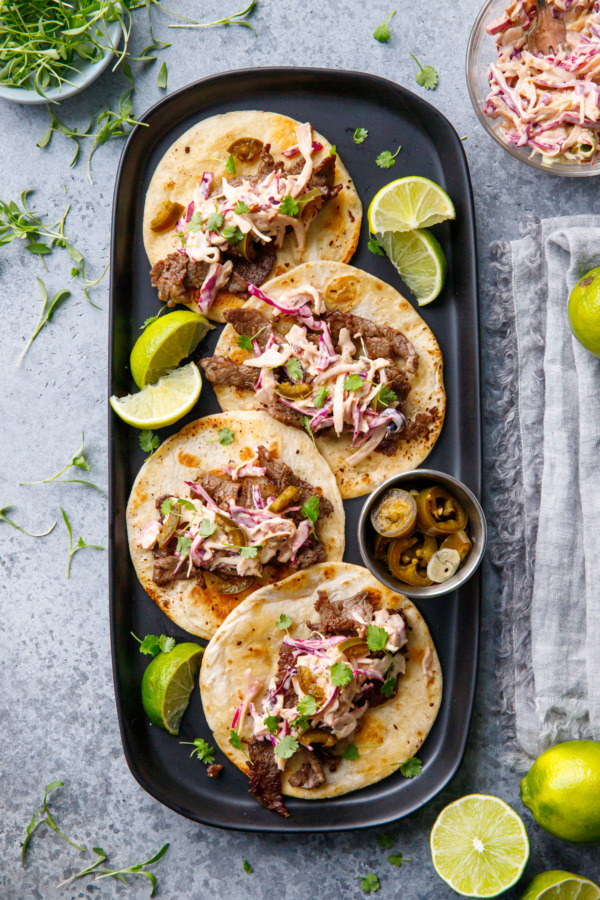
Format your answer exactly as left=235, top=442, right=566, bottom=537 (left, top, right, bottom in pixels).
left=358, top=468, right=487, bottom=599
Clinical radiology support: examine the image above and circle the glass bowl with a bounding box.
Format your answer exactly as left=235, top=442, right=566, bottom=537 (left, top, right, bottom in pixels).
left=466, top=0, right=600, bottom=176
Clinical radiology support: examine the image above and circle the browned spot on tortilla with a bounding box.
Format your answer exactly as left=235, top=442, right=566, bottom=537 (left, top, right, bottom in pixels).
left=239, top=445, right=253, bottom=461
left=325, top=274, right=361, bottom=312
left=356, top=715, right=385, bottom=747
left=185, top=146, right=190, bottom=153
left=178, top=450, right=201, bottom=467
left=323, top=564, right=336, bottom=579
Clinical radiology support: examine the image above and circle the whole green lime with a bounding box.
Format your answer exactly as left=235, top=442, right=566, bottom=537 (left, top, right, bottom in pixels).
left=520, top=740, right=600, bottom=843
left=141, top=642, right=204, bottom=734
left=517, top=870, right=600, bottom=900
left=568, top=267, right=600, bottom=357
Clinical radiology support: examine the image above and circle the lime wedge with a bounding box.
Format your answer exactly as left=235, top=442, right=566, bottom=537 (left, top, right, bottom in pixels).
left=141, top=642, right=204, bottom=734
left=368, top=176, right=455, bottom=233
left=131, top=309, right=212, bottom=388
left=110, top=361, right=202, bottom=429
left=380, top=229, right=447, bottom=305
left=430, top=794, right=530, bottom=898
left=518, top=871, right=600, bottom=900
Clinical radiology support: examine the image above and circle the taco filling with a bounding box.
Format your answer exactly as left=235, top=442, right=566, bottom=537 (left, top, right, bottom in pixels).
left=139, top=445, right=334, bottom=593
left=149, top=123, right=342, bottom=315
left=201, top=285, right=438, bottom=464
left=234, top=590, right=410, bottom=817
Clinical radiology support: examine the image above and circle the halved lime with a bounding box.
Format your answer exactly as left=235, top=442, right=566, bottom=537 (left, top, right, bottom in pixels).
left=518, top=871, right=600, bottom=900
left=430, top=794, right=530, bottom=898
left=110, top=361, right=202, bottom=429
left=131, top=309, right=212, bottom=388
left=141, top=642, right=204, bottom=734
left=368, top=176, right=455, bottom=233
left=380, top=229, right=447, bottom=305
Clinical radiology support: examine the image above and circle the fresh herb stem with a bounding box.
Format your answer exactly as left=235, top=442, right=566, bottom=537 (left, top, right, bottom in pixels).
left=56, top=847, right=107, bottom=888
left=72, top=260, right=110, bottom=308
left=20, top=432, right=105, bottom=496
left=168, top=0, right=257, bottom=34
left=94, top=843, right=170, bottom=894
left=17, top=278, right=71, bottom=366
left=0, top=190, right=81, bottom=268
left=0, top=505, right=56, bottom=537
left=61, top=508, right=104, bottom=579
left=22, top=782, right=86, bottom=867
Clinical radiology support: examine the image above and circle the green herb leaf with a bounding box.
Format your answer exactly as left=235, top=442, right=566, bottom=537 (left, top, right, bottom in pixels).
left=235, top=201, right=250, bottom=214
left=19, top=431, right=104, bottom=495
left=300, top=415, right=316, bottom=448
left=17, top=277, right=71, bottom=366
left=400, top=756, right=422, bottom=778
left=239, top=545, right=259, bottom=559
left=229, top=729, right=243, bottom=750
left=222, top=224, right=244, bottom=243
left=180, top=737, right=215, bottom=764
left=139, top=430, right=161, bottom=457
left=329, top=144, right=337, bottom=155
left=301, top=495, right=320, bottom=536
left=388, top=853, right=409, bottom=867
left=188, top=212, right=204, bottom=233
left=285, top=357, right=303, bottom=381
left=344, top=373, right=364, bottom=392
left=297, top=694, right=318, bottom=716
left=378, top=833, right=395, bottom=849
left=141, top=308, right=166, bottom=330
left=176, top=535, right=192, bottom=557
left=274, top=734, right=299, bottom=759
left=376, top=146, right=401, bottom=169
left=61, top=508, right=104, bottom=579
left=276, top=613, right=293, bottom=630
left=330, top=661, right=354, bottom=687
left=94, top=843, right=170, bottom=893
left=159, top=635, right=176, bottom=654
left=137, top=635, right=162, bottom=657
left=313, top=385, right=329, bottom=408
left=367, top=624, right=389, bottom=652
left=168, top=0, right=258, bottom=35
left=411, top=54, right=438, bottom=90
left=206, top=211, right=224, bottom=232
left=225, top=154, right=236, bottom=175
left=357, top=872, right=380, bottom=893
left=354, top=128, right=369, bottom=144
left=218, top=427, right=235, bottom=445
left=279, top=194, right=299, bottom=217
left=375, top=383, right=398, bottom=409
left=0, top=505, right=55, bottom=538
left=199, top=518, right=217, bottom=537
left=373, top=9, right=396, bottom=42
left=21, top=781, right=86, bottom=868
left=157, top=61, right=168, bottom=89
left=381, top=676, right=396, bottom=698
left=368, top=235, right=385, bottom=256
left=237, top=333, right=254, bottom=351
left=243, top=860, right=253, bottom=873
left=56, top=847, right=107, bottom=888
left=343, top=743, right=360, bottom=761
left=264, top=715, right=280, bottom=734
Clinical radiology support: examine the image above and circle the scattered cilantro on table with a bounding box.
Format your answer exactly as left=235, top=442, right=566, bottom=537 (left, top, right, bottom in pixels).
left=411, top=54, right=438, bottom=90
left=180, top=738, right=215, bottom=765
left=19, top=431, right=104, bottom=495
left=61, top=508, right=104, bottom=579
left=376, top=146, right=401, bottom=169
left=388, top=853, right=410, bottom=867
left=354, top=127, right=368, bottom=144
left=378, top=833, right=395, bottom=850
left=357, top=872, right=380, bottom=893
left=243, top=859, right=253, bottom=873
left=139, top=430, right=161, bottom=458
left=0, top=505, right=55, bottom=538
left=373, top=9, right=396, bottom=42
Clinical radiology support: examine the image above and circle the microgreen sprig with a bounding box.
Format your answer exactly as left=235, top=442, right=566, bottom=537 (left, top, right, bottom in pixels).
left=94, top=842, right=170, bottom=894
left=0, top=191, right=81, bottom=269
left=61, top=508, right=104, bottom=579
left=0, top=505, right=56, bottom=538
left=56, top=847, right=108, bottom=889
left=71, top=260, right=110, bottom=309
left=21, top=781, right=85, bottom=867
left=17, top=278, right=71, bottom=366
left=168, top=0, right=258, bottom=35
left=20, top=432, right=105, bottom=496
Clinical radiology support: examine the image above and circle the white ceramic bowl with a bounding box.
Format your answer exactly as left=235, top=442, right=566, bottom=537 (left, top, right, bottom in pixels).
left=0, top=18, right=122, bottom=105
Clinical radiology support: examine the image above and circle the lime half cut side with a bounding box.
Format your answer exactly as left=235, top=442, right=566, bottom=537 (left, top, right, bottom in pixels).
left=141, top=642, right=204, bottom=735
left=518, top=871, right=600, bottom=900
left=110, top=361, right=202, bottom=429
left=380, top=229, right=447, bottom=305
left=131, top=309, right=212, bottom=389
left=368, top=176, right=455, bottom=233
left=430, top=794, right=530, bottom=898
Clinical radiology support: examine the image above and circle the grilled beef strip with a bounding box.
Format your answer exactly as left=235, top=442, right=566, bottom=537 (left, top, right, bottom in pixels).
left=247, top=739, right=290, bottom=817
left=200, top=355, right=259, bottom=390
left=288, top=753, right=326, bottom=789
left=195, top=472, right=240, bottom=507
left=149, top=252, right=209, bottom=305
left=375, top=408, right=439, bottom=456
left=226, top=241, right=277, bottom=293
left=256, top=446, right=334, bottom=517
left=308, top=589, right=374, bottom=637
left=323, top=310, right=418, bottom=374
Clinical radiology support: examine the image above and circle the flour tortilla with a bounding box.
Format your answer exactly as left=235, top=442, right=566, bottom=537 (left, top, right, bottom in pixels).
left=209, top=261, right=446, bottom=498
left=126, top=412, right=345, bottom=640
left=143, top=110, right=362, bottom=322
left=200, top=562, right=442, bottom=800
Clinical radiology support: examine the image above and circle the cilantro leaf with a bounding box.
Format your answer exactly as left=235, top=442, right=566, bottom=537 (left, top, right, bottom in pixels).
left=135, top=633, right=175, bottom=658
left=329, top=144, right=337, bottom=155
left=375, top=383, right=398, bottom=409
left=378, top=833, right=395, bottom=849
left=235, top=201, right=250, bottom=214
left=367, top=624, right=389, bottom=652
left=180, top=737, right=215, bottom=764
left=274, top=734, right=299, bottom=759
left=229, top=729, right=243, bottom=750
left=199, top=518, right=216, bottom=537
left=373, top=9, right=396, bottom=42
left=159, top=635, right=176, bottom=654
left=176, top=535, right=192, bottom=557
left=313, top=385, right=329, bottom=408
left=357, top=873, right=380, bottom=893
left=140, top=308, right=166, bottom=329
left=188, top=212, right=204, bottom=233
left=285, top=357, right=303, bottom=382
left=354, top=127, right=368, bottom=144
left=157, top=61, right=168, bottom=90
left=400, top=756, right=422, bottom=778
left=301, top=495, right=320, bottom=536
left=368, top=235, right=385, bottom=256
left=264, top=715, right=280, bottom=734
left=218, top=427, right=234, bottom=445
left=292, top=714, right=310, bottom=733
left=411, top=54, right=438, bottom=90
left=388, top=853, right=409, bottom=867
left=344, top=373, right=364, bottom=392
left=297, top=694, right=318, bottom=716
left=237, top=333, right=254, bottom=351
left=300, top=415, right=316, bottom=448
left=279, top=194, right=299, bottom=217
left=381, top=676, right=396, bottom=698
left=376, top=146, right=401, bottom=169
left=221, top=224, right=244, bottom=243
left=330, top=661, right=354, bottom=687
left=276, top=613, right=293, bottom=630
left=206, top=211, right=224, bottom=232
left=160, top=498, right=174, bottom=515
left=343, top=743, right=360, bottom=761
left=225, top=154, right=236, bottom=175
left=243, top=860, right=253, bottom=873
left=239, top=545, right=259, bottom=559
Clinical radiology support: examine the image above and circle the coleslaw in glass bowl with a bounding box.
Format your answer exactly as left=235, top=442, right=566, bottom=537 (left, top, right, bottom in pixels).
left=467, top=0, right=600, bottom=174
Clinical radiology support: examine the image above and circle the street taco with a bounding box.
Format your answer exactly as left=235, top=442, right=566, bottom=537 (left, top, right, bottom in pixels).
left=143, top=110, right=362, bottom=323
left=126, top=412, right=344, bottom=639
left=200, top=261, right=446, bottom=498
left=200, top=562, right=442, bottom=817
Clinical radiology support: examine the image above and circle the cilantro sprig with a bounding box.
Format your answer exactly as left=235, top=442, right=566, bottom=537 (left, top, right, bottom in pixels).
left=207, top=426, right=235, bottom=445
left=344, top=373, right=364, bottom=392
left=378, top=833, right=395, bottom=850
left=411, top=54, right=438, bottom=90
left=366, top=624, right=389, bottom=652
left=61, top=508, right=104, bottom=579
left=357, top=872, right=380, bottom=893
left=300, top=415, right=317, bottom=448
left=139, top=430, right=161, bottom=459
left=399, top=756, right=422, bottom=778
left=388, top=853, right=410, bottom=867
left=157, top=61, right=168, bottom=90
left=20, top=432, right=105, bottom=495
left=330, top=661, right=354, bottom=687
left=279, top=194, right=299, bottom=217
left=21, top=781, right=85, bottom=866
left=354, top=127, right=369, bottom=144
left=375, top=383, right=398, bottom=409
left=343, top=743, right=360, bottom=761
left=237, top=325, right=267, bottom=351
left=180, top=737, right=215, bottom=765
left=276, top=613, right=293, bottom=630
left=313, top=385, right=329, bottom=408
left=376, top=146, right=401, bottom=169
left=301, top=495, right=321, bottom=536
left=368, top=235, right=385, bottom=256
left=285, top=356, right=303, bottom=382
left=373, top=9, right=396, bottom=42
left=243, top=859, right=253, bottom=873
left=274, top=734, right=299, bottom=759
left=297, top=694, right=318, bottom=717
left=132, top=633, right=176, bottom=658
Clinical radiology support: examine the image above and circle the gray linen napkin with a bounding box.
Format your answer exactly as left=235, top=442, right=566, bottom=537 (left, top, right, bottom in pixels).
left=486, top=216, right=600, bottom=767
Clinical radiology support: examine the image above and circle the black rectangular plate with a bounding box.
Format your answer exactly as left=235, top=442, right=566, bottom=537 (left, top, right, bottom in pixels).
left=109, top=67, right=480, bottom=833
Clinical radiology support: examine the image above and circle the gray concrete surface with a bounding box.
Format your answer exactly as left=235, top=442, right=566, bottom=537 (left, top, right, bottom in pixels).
left=1, top=0, right=599, bottom=897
